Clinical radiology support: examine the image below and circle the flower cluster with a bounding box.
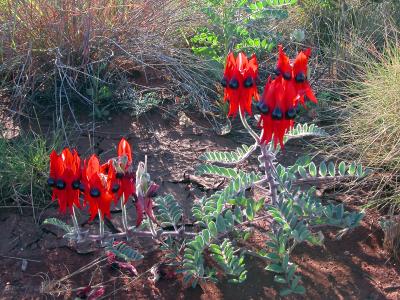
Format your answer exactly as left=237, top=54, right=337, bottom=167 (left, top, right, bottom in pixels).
left=221, top=45, right=317, bottom=148
left=48, top=138, right=155, bottom=226
left=221, top=52, right=259, bottom=117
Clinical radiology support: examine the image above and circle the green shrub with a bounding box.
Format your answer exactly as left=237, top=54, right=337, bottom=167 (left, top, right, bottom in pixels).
left=190, top=0, right=298, bottom=63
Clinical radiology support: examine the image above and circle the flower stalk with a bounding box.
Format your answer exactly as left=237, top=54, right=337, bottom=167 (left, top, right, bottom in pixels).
left=121, top=194, right=129, bottom=233
left=98, top=209, right=105, bottom=240
left=71, top=205, right=82, bottom=241
left=238, top=107, right=278, bottom=205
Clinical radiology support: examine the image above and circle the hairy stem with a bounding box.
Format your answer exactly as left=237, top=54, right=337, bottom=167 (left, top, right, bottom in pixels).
left=260, top=143, right=279, bottom=205
left=238, top=107, right=260, bottom=143
left=71, top=205, right=82, bottom=240
left=87, top=229, right=197, bottom=241
left=98, top=209, right=104, bottom=239
left=237, top=108, right=278, bottom=205
left=121, top=195, right=129, bottom=233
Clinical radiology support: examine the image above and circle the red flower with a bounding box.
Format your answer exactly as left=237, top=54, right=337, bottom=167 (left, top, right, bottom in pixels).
left=221, top=52, right=259, bottom=117
left=256, top=46, right=318, bottom=148
left=82, top=155, right=113, bottom=221
left=106, top=138, right=136, bottom=204
left=49, top=148, right=81, bottom=214
left=274, top=45, right=292, bottom=80
left=292, top=48, right=317, bottom=105
left=135, top=183, right=159, bottom=227
left=257, top=76, right=299, bottom=148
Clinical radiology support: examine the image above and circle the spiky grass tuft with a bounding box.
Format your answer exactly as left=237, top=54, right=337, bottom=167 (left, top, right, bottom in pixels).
left=0, top=130, right=60, bottom=209
left=338, top=44, right=400, bottom=209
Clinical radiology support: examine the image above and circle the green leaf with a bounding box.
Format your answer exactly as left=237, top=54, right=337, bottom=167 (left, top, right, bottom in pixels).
left=309, top=162, right=317, bottom=177
left=298, top=166, right=307, bottom=178
left=274, top=275, right=287, bottom=284
left=265, top=264, right=283, bottom=273
left=279, top=288, right=293, bottom=296
left=328, top=162, right=335, bottom=177
left=338, top=161, right=346, bottom=176
left=234, top=206, right=243, bottom=223
left=208, top=221, right=218, bottom=237
left=155, top=194, right=183, bottom=227
left=245, top=203, right=254, bottom=221
left=106, top=242, right=144, bottom=261
left=348, top=162, right=356, bottom=176
left=356, top=164, right=364, bottom=177
left=224, top=210, right=234, bottom=228
left=319, top=161, right=327, bottom=177
left=292, top=285, right=306, bottom=294
left=43, top=218, right=73, bottom=233
left=216, top=214, right=226, bottom=233
left=265, top=252, right=280, bottom=261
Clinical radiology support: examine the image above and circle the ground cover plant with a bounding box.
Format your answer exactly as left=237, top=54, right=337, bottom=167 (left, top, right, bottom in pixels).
left=43, top=46, right=367, bottom=297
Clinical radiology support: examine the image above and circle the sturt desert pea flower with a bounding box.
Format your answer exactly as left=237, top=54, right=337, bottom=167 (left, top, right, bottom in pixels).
left=134, top=160, right=159, bottom=227
left=221, top=52, right=259, bottom=117
left=134, top=182, right=159, bottom=227
left=257, top=75, right=299, bottom=148
left=81, top=155, right=113, bottom=221
left=101, top=138, right=136, bottom=205
left=292, top=48, right=317, bottom=105
left=274, top=45, right=292, bottom=80
left=48, top=148, right=81, bottom=214
left=256, top=46, right=318, bottom=148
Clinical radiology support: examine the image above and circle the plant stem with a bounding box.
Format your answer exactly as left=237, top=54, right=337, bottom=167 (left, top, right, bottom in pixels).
left=238, top=107, right=278, bottom=205
left=121, top=194, right=129, bottom=233
left=238, top=108, right=260, bottom=143
left=148, top=217, right=157, bottom=238
left=259, top=143, right=279, bottom=205
left=98, top=209, right=104, bottom=239
left=87, top=229, right=197, bottom=241
left=71, top=205, right=82, bottom=240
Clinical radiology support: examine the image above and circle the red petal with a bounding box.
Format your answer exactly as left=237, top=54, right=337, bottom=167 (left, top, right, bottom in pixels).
left=118, top=138, right=132, bottom=163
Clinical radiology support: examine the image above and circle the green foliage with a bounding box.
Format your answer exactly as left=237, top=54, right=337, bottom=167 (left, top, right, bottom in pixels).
left=199, top=144, right=256, bottom=164
left=209, top=239, right=247, bottom=283
left=190, top=0, right=298, bottom=62
left=0, top=132, right=59, bottom=207
left=181, top=124, right=365, bottom=295
left=155, top=194, right=183, bottom=228
left=106, top=242, right=144, bottom=262
left=192, top=169, right=261, bottom=226
left=265, top=123, right=327, bottom=153
left=182, top=210, right=245, bottom=286
left=43, top=218, right=73, bottom=233
left=280, top=157, right=368, bottom=181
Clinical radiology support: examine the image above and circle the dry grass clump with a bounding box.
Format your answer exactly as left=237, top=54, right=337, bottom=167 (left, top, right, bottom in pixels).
left=0, top=0, right=217, bottom=120
left=337, top=43, right=400, bottom=208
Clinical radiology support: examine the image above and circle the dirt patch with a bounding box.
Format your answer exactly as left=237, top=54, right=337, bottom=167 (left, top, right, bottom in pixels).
left=0, top=111, right=399, bottom=299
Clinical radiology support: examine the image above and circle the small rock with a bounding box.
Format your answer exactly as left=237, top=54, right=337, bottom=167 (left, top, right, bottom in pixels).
left=344, top=251, right=350, bottom=255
